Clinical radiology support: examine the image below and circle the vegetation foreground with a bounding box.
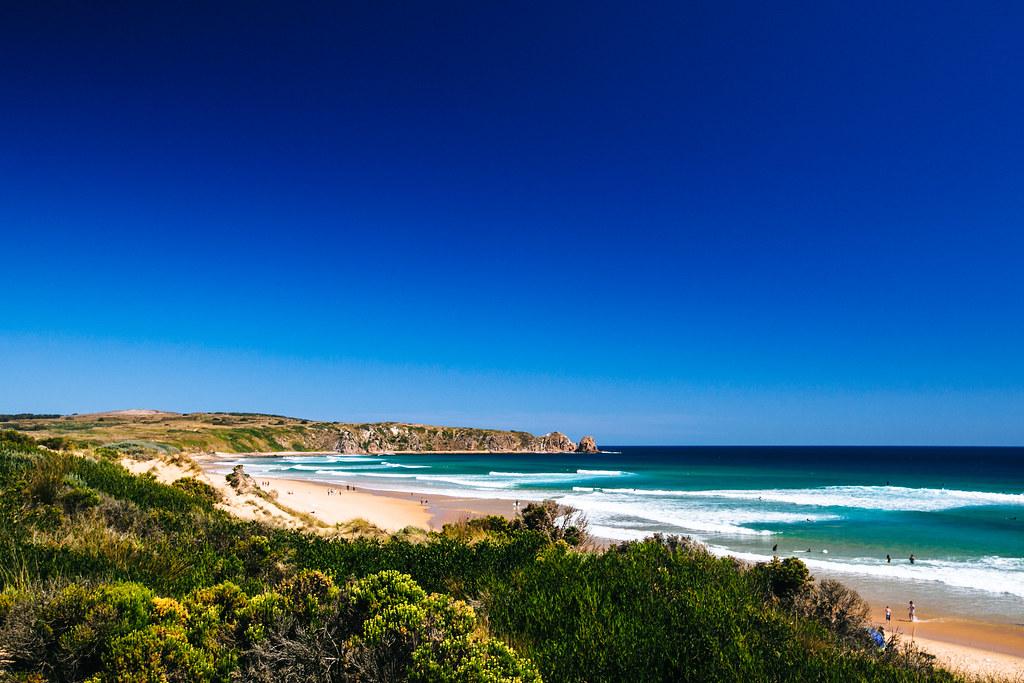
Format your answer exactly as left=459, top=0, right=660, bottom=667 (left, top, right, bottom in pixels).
left=0, top=431, right=969, bottom=682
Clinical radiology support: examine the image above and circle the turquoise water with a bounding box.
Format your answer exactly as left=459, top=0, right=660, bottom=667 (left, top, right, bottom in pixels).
left=217, top=446, right=1024, bottom=621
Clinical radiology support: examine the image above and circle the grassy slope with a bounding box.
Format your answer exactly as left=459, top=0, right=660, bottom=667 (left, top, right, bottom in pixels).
left=0, top=412, right=539, bottom=453
left=0, top=432, right=966, bottom=682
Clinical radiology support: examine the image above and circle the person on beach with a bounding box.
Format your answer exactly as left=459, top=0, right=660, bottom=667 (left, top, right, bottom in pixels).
left=908, top=601, right=916, bottom=622
left=909, top=553, right=915, bottom=565
left=885, top=606, right=891, bottom=624
left=886, top=554, right=891, bottom=564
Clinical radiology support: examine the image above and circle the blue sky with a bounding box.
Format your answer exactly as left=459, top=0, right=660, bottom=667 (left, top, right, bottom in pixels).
left=1, top=2, right=1022, bottom=444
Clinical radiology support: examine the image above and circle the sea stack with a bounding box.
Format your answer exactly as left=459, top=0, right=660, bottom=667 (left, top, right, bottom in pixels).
left=576, top=435, right=599, bottom=453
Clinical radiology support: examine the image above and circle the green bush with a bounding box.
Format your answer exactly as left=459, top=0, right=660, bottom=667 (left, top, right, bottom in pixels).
left=61, top=486, right=101, bottom=513
left=170, top=477, right=222, bottom=505
left=101, top=625, right=215, bottom=682
left=519, top=500, right=588, bottom=546
left=24, top=453, right=70, bottom=505
left=751, top=556, right=812, bottom=603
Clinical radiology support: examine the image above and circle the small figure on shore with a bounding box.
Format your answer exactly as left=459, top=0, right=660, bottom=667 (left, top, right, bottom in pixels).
left=908, top=601, right=916, bottom=622
left=885, top=606, right=891, bottom=624
left=886, top=554, right=891, bottom=564
left=772, top=543, right=778, bottom=553
left=909, top=553, right=915, bottom=565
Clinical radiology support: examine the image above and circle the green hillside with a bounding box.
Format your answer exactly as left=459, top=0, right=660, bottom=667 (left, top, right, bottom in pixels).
left=0, top=411, right=580, bottom=454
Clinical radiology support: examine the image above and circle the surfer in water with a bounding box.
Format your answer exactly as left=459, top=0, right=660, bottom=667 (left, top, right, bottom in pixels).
left=909, top=553, right=916, bottom=565
left=886, top=554, right=891, bottom=564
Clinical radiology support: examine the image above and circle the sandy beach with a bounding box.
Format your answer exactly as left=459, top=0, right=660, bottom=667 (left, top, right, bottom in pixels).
left=864, top=606, right=1024, bottom=680
left=183, top=454, right=1024, bottom=680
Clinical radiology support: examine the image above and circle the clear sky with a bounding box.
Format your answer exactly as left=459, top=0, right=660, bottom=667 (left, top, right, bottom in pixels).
left=2, top=2, right=1022, bottom=444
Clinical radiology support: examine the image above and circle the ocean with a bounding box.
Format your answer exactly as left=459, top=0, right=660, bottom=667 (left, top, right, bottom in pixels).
left=216, top=446, right=1024, bottom=622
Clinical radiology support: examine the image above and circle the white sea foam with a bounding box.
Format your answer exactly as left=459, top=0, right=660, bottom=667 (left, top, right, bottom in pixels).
left=487, top=471, right=579, bottom=478
left=600, top=486, right=1024, bottom=511
left=380, top=461, right=430, bottom=469
left=280, top=455, right=377, bottom=464
left=576, top=469, right=630, bottom=476
left=704, top=546, right=1024, bottom=599
left=558, top=493, right=838, bottom=537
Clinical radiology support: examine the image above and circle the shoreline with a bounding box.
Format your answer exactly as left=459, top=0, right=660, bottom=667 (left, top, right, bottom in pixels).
left=192, top=456, right=1024, bottom=680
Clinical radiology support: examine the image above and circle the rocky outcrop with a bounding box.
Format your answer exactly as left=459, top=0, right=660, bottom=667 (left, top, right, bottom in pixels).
left=576, top=435, right=599, bottom=453
left=292, top=423, right=584, bottom=453
left=535, top=432, right=577, bottom=452
left=225, top=464, right=257, bottom=494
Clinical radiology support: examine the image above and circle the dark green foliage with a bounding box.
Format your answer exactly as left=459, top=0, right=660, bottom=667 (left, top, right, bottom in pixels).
left=519, top=500, right=588, bottom=546
left=751, top=556, right=812, bottom=603
left=0, top=430, right=40, bottom=449
left=0, top=437, right=962, bottom=683
left=37, top=437, right=71, bottom=451
left=171, top=477, right=222, bottom=504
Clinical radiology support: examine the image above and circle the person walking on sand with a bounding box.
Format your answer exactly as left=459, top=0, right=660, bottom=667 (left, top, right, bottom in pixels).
left=908, top=601, right=916, bottom=622
left=885, top=606, right=891, bottom=624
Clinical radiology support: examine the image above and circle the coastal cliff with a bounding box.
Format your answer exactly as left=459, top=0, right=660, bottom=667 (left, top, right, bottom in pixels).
left=306, top=423, right=583, bottom=454
left=0, top=411, right=597, bottom=454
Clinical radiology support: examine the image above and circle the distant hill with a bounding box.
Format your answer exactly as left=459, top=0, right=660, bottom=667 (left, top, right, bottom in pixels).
left=0, top=411, right=595, bottom=454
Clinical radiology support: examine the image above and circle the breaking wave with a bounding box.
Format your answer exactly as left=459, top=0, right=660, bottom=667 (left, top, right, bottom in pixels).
left=599, top=486, right=1024, bottom=512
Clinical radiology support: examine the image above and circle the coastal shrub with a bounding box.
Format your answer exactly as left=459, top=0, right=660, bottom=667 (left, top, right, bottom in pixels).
left=751, top=556, right=812, bottom=604
left=24, top=452, right=70, bottom=505
left=38, top=436, right=71, bottom=451
left=102, top=625, right=215, bottom=682
left=519, top=500, right=588, bottom=546
left=800, top=578, right=871, bottom=645
left=0, top=429, right=36, bottom=449
left=442, top=515, right=523, bottom=543
left=60, top=486, right=101, bottom=513
left=171, top=477, right=222, bottom=504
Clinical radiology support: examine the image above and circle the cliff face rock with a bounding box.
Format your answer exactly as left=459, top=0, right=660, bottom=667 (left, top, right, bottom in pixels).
left=535, top=432, right=577, bottom=452
left=576, top=435, right=599, bottom=453
left=294, top=423, right=583, bottom=453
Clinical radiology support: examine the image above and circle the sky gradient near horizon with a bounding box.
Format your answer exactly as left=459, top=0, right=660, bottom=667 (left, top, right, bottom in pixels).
left=2, top=2, right=1023, bottom=444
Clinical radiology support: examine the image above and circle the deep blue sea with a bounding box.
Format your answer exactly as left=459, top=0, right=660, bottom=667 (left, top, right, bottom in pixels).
left=217, top=446, right=1024, bottom=621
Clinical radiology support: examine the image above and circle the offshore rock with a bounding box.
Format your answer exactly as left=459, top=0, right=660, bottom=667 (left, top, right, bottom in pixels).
left=576, top=435, right=599, bottom=453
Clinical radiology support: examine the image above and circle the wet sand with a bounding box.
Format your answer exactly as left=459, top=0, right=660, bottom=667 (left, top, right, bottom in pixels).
left=868, top=608, right=1024, bottom=679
